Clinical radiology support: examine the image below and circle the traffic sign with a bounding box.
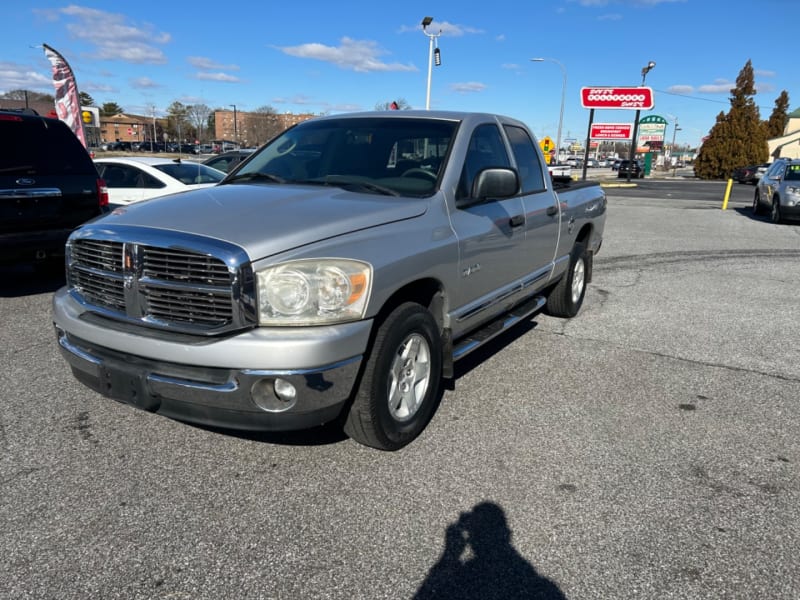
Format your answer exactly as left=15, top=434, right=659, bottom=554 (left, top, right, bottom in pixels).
left=539, top=136, right=554, bottom=153
left=590, top=123, right=632, bottom=139
left=580, top=87, right=654, bottom=110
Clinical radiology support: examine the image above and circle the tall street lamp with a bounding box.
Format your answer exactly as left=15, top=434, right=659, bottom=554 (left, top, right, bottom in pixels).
left=531, top=57, right=566, bottom=166
left=671, top=119, right=682, bottom=175
left=230, top=104, right=238, bottom=148
left=421, top=16, right=442, bottom=110
left=627, top=60, right=656, bottom=182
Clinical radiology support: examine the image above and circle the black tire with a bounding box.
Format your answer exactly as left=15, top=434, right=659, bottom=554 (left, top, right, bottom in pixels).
left=771, top=197, right=782, bottom=224
left=752, top=191, right=763, bottom=215
left=344, top=302, right=442, bottom=451
left=545, top=242, right=587, bottom=318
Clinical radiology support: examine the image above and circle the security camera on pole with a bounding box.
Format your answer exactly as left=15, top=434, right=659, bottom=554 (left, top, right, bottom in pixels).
left=627, top=61, right=656, bottom=182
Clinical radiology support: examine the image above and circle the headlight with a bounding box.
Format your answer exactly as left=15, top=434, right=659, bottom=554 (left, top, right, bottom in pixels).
left=256, top=259, right=371, bottom=325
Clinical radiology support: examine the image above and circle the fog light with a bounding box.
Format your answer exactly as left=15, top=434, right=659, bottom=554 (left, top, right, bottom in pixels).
left=251, top=378, right=297, bottom=412
left=274, top=378, right=297, bottom=401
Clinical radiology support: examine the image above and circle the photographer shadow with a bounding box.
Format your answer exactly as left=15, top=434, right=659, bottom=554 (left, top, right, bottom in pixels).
left=414, top=502, right=566, bottom=600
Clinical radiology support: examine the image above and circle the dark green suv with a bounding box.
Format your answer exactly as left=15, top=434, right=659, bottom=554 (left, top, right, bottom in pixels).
left=0, top=109, right=108, bottom=268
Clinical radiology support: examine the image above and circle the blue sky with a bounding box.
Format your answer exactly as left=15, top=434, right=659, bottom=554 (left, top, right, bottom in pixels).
left=2, top=0, right=796, bottom=148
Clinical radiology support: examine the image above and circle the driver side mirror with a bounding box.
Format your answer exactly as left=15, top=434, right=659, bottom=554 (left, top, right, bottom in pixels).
left=457, top=167, right=519, bottom=208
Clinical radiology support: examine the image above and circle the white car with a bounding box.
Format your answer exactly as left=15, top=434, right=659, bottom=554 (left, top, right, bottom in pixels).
left=94, top=157, right=225, bottom=205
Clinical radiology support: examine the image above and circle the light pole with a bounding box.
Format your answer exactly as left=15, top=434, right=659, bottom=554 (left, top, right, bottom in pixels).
left=421, top=16, right=442, bottom=110
left=229, top=104, right=238, bottom=148
left=671, top=119, right=682, bottom=175
left=627, top=60, right=656, bottom=182
left=531, top=57, right=566, bottom=165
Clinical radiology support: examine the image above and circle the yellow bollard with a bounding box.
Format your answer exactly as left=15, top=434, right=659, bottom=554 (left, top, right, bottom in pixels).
left=722, top=178, right=733, bottom=210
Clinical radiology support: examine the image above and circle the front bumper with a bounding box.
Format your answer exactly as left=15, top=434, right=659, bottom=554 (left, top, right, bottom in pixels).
left=53, top=287, right=372, bottom=431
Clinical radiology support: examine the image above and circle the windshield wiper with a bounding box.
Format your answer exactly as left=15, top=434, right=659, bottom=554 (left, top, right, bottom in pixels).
left=225, top=172, right=286, bottom=184
left=291, top=177, right=400, bottom=197
left=339, top=181, right=399, bottom=196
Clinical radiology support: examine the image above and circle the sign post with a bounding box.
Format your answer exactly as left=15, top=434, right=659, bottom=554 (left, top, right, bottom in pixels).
left=580, top=85, right=656, bottom=182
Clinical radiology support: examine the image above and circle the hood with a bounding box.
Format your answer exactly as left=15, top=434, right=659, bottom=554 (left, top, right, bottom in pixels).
left=94, top=182, right=429, bottom=260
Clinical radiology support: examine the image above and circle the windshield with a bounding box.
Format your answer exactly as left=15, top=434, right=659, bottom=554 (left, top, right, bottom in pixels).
left=155, top=162, right=226, bottom=185
left=785, top=164, right=800, bottom=181
left=224, top=116, right=457, bottom=197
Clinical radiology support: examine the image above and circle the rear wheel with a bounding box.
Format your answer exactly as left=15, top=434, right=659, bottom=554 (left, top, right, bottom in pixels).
left=344, top=302, right=442, bottom=450
left=545, top=242, right=587, bottom=318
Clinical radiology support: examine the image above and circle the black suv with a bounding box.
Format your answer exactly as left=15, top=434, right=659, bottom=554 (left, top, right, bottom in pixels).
left=617, top=159, right=644, bottom=179
left=0, top=110, right=108, bottom=268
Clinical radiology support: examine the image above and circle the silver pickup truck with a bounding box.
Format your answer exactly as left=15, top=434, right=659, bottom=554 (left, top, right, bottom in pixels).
left=53, top=111, right=606, bottom=450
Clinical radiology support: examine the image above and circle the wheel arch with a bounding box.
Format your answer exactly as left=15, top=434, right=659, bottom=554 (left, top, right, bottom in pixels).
left=574, top=224, right=595, bottom=283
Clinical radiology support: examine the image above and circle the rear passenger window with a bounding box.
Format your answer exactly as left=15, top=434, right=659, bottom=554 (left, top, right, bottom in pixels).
left=503, top=125, right=545, bottom=194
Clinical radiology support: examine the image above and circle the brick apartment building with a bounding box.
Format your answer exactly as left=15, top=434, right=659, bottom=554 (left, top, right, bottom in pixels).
left=214, top=109, right=316, bottom=147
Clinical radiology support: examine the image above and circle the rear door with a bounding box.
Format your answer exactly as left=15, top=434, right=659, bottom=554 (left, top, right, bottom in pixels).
left=503, top=124, right=560, bottom=284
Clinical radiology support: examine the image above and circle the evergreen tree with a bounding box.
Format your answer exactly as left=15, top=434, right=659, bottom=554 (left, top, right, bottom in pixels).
left=694, top=60, right=769, bottom=179
left=79, top=91, right=95, bottom=107
left=165, top=101, right=189, bottom=140
left=100, top=102, right=124, bottom=116
left=765, top=90, right=790, bottom=139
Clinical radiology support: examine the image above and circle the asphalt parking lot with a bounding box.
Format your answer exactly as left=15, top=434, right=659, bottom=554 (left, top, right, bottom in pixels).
left=1, top=180, right=799, bottom=599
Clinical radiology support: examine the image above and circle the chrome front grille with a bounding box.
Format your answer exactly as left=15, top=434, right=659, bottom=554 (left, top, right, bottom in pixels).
left=141, top=247, right=232, bottom=285
left=70, top=240, right=125, bottom=311
left=67, top=230, right=254, bottom=335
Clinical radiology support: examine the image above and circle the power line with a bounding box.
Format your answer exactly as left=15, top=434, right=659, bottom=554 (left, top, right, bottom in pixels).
left=653, top=88, right=776, bottom=111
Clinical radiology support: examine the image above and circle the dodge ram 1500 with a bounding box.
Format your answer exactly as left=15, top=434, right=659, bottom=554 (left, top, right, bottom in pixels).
left=53, top=110, right=606, bottom=450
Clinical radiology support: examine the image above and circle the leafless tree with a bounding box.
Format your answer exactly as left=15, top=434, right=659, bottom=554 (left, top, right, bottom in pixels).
left=187, top=103, right=212, bottom=143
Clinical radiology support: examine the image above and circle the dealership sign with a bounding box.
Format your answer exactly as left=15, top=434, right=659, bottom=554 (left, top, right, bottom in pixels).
left=590, top=123, right=632, bottom=140
left=580, top=87, right=654, bottom=109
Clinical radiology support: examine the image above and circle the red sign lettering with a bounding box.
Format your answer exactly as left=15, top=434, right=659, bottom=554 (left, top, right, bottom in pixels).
left=581, top=87, right=654, bottom=110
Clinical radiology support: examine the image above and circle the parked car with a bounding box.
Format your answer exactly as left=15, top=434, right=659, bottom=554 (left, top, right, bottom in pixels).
left=584, top=158, right=599, bottom=168
left=93, top=157, right=225, bottom=205
left=0, top=109, right=108, bottom=269
left=617, top=159, right=644, bottom=179
left=753, top=158, right=800, bottom=223
left=201, top=149, right=256, bottom=174
left=565, top=156, right=583, bottom=167
left=733, top=162, right=771, bottom=184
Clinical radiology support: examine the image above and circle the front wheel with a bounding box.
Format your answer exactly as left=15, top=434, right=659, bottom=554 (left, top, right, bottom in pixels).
left=771, top=198, right=782, bottom=224
left=545, top=242, right=588, bottom=318
left=752, top=191, right=763, bottom=215
left=344, top=302, right=442, bottom=450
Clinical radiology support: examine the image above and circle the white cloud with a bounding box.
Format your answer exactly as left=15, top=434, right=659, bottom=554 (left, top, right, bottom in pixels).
left=187, top=56, right=240, bottom=71
left=130, top=77, right=161, bottom=89
left=399, top=20, right=483, bottom=37
left=698, top=79, right=735, bottom=94
left=0, top=61, right=52, bottom=92
left=83, top=81, right=116, bottom=93
left=278, top=37, right=416, bottom=73
left=667, top=85, right=694, bottom=94
left=194, top=72, right=241, bottom=83
left=450, top=82, right=487, bottom=94
left=57, top=5, right=170, bottom=64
